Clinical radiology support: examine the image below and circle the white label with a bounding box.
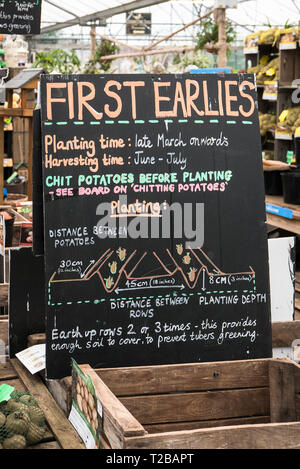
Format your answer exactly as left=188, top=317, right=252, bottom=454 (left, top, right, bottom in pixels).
left=275, top=132, right=293, bottom=140
left=280, top=42, right=297, bottom=50
left=97, top=399, right=103, bottom=418
left=15, top=344, right=45, bottom=374
left=68, top=404, right=97, bottom=449
left=263, top=93, right=277, bottom=101
left=272, top=347, right=294, bottom=360
left=243, top=47, right=258, bottom=55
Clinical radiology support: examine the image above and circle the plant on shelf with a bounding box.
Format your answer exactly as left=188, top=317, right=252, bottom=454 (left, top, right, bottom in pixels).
left=84, top=40, right=120, bottom=74
left=33, top=49, right=81, bottom=74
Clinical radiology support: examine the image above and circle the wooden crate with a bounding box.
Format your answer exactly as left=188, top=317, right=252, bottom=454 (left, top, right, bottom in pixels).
left=0, top=359, right=85, bottom=449
left=45, top=356, right=300, bottom=449
left=28, top=319, right=300, bottom=415
left=26, top=322, right=300, bottom=390
left=0, top=315, right=8, bottom=345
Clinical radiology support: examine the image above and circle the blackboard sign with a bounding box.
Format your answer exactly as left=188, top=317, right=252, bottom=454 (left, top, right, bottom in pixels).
left=9, top=247, right=45, bottom=357
left=40, top=74, right=272, bottom=379
left=0, top=0, right=42, bottom=35
left=32, top=108, right=44, bottom=256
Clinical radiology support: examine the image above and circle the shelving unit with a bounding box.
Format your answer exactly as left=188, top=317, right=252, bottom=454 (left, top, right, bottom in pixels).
left=0, top=68, right=43, bottom=203
left=245, top=33, right=300, bottom=162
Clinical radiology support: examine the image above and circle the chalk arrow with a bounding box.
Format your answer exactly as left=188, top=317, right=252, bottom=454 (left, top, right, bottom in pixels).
left=201, top=268, right=206, bottom=291
left=81, top=260, right=96, bottom=278
left=115, top=284, right=185, bottom=294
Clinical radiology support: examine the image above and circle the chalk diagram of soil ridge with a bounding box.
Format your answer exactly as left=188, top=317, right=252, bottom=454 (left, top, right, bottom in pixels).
left=49, top=246, right=255, bottom=295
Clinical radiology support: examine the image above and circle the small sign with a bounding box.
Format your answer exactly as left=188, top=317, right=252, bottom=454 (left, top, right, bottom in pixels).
left=275, top=131, right=293, bottom=141
left=268, top=237, right=295, bottom=323
left=273, top=347, right=294, bottom=360
left=244, top=33, right=258, bottom=51
left=266, top=203, right=293, bottom=220
left=263, top=82, right=278, bottom=101
left=126, top=12, right=151, bottom=35
left=0, top=0, right=42, bottom=35
left=243, top=47, right=258, bottom=55
left=3, top=159, right=13, bottom=168
left=69, top=359, right=103, bottom=449
left=280, top=42, right=297, bottom=50
left=280, top=31, right=298, bottom=50
left=15, top=344, right=45, bottom=374
left=191, top=68, right=231, bottom=74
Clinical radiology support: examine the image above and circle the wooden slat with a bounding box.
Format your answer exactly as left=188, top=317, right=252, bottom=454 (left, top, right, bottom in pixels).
left=27, top=333, right=46, bottom=347
left=28, top=441, right=61, bottom=449
left=81, top=364, right=146, bottom=449
left=99, top=434, right=112, bottom=449
left=291, top=360, right=300, bottom=393
left=43, top=425, right=56, bottom=443
left=46, top=376, right=72, bottom=416
left=272, top=321, right=300, bottom=348
left=144, top=416, right=270, bottom=434
left=0, top=361, right=17, bottom=380
left=295, top=298, right=300, bottom=312
left=295, top=311, right=300, bottom=322
left=124, top=421, right=300, bottom=449
left=96, top=359, right=269, bottom=397
left=0, top=109, right=33, bottom=117
left=269, top=360, right=297, bottom=422
left=1, top=377, right=27, bottom=391
left=0, top=284, right=9, bottom=307
left=120, top=388, right=270, bottom=425
left=11, top=359, right=86, bottom=449
left=27, top=332, right=46, bottom=346
left=266, top=212, right=300, bottom=235
left=0, top=318, right=8, bottom=345
left=294, top=394, right=300, bottom=420
left=266, top=196, right=300, bottom=216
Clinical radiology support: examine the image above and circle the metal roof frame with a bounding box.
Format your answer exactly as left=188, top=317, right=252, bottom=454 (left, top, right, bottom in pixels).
left=40, top=0, right=169, bottom=34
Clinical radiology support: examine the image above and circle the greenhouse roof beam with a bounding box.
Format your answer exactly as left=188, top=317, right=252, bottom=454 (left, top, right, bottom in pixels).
left=40, top=0, right=168, bottom=34
left=44, top=0, right=79, bottom=19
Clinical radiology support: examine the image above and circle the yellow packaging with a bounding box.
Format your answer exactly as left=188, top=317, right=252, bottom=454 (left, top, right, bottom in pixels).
left=266, top=67, right=275, bottom=77
left=279, top=110, right=289, bottom=123
left=260, top=55, right=269, bottom=65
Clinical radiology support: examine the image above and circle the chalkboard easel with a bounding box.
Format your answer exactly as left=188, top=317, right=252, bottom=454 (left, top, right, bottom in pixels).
left=40, top=73, right=272, bottom=379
